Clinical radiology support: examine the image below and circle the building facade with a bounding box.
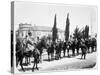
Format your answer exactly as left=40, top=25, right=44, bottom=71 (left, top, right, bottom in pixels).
left=16, top=23, right=65, bottom=41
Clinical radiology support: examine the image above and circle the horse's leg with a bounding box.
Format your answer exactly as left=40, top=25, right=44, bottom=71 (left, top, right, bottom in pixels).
left=64, top=49, right=66, bottom=57
left=36, top=63, right=39, bottom=70
left=57, top=51, right=59, bottom=59
left=87, top=47, right=89, bottom=53
left=56, top=51, right=58, bottom=60
left=39, top=50, right=42, bottom=63
left=40, top=53, right=42, bottom=63
left=25, top=57, right=26, bottom=64
left=53, top=52, right=54, bottom=59
left=91, top=46, right=94, bottom=52
left=16, top=57, right=20, bottom=67
left=32, top=62, right=35, bottom=72
left=59, top=51, right=61, bottom=59
left=81, top=52, right=83, bottom=59
left=51, top=50, right=53, bottom=60
left=72, top=49, right=73, bottom=56
left=26, top=57, right=28, bottom=65
left=74, top=48, right=75, bottom=56
left=48, top=52, right=50, bottom=61
left=77, top=47, right=79, bottom=55
left=51, top=53, right=53, bottom=60
left=29, top=57, right=30, bottom=64
left=93, top=46, right=94, bottom=52
left=59, top=50, right=61, bottom=58
left=25, top=56, right=27, bottom=64
left=55, top=51, right=57, bottom=60
left=88, top=46, right=90, bottom=53
left=20, top=57, right=25, bottom=72
left=67, top=48, right=69, bottom=57
left=50, top=53, right=52, bottom=60
left=16, top=57, right=18, bottom=67
left=58, top=52, right=59, bottom=59
left=55, top=52, right=57, bottom=60
left=95, top=46, right=97, bottom=52
left=84, top=54, right=86, bottom=59
left=63, top=49, right=65, bottom=57
left=28, top=57, right=30, bottom=65
left=72, top=48, right=75, bottom=56
left=52, top=52, right=54, bottom=59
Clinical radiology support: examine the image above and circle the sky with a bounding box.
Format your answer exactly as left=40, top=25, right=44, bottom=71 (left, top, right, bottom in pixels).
left=14, top=1, right=97, bottom=36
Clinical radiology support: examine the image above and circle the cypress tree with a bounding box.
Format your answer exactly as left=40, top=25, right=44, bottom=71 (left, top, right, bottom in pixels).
left=52, top=14, right=58, bottom=43
left=65, top=13, right=70, bottom=42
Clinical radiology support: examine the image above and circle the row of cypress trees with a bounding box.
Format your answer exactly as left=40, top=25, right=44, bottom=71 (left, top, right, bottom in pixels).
left=52, top=13, right=70, bottom=43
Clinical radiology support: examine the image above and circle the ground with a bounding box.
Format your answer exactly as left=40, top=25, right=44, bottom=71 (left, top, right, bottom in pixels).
left=16, top=51, right=97, bottom=73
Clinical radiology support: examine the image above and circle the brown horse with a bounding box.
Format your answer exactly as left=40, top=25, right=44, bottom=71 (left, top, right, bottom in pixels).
left=16, top=39, right=40, bottom=72
left=32, top=47, right=40, bottom=71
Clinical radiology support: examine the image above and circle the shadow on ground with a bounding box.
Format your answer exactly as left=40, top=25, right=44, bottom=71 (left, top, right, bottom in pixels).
left=18, top=67, right=42, bottom=72
left=82, top=63, right=96, bottom=69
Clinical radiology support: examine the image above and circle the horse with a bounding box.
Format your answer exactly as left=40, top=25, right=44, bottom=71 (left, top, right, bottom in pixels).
left=85, top=38, right=91, bottom=53
left=16, top=39, right=40, bottom=72
left=75, top=39, right=80, bottom=55
left=66, top=40, right=76, bottom=56
left=85, top=37, right=97, bottom=53
left=16, top=39, right=26, bottom=71
left=55, top=41, right=62, bottom=60
left=47, top=42, right=55, bottom=61
left=55, top=43, right=59, bottom=60
left=64, top=39, right=80, bottom=57
left=80, top=40, right=87, bottom=59
left=91, top=38, right=97, bottom=52
left=62, top=41, right=67, bottom=57
left=32, top=44, right=40, bottom=72
left=35, top=39, right=47, bottom=62
left=23, top=39, right=34, bottom=65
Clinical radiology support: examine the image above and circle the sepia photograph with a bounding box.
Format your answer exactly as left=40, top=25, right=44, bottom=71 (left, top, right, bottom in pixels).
left=11, top=1, right=97, bottom=73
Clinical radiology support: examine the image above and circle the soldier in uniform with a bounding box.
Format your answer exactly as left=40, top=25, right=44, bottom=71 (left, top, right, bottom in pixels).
left=80, top=39, right=87, bottom=59
left=71, top=39, right=76, bottom=56
left=58, top=40, right=62, bottom=58
left=63, top=41, right=67, bottom=57
left=76, top=39, right=80, bottom=55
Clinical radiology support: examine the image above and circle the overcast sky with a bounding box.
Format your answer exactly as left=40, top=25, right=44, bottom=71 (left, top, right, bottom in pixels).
left=14, top=1, right=97, bottom=36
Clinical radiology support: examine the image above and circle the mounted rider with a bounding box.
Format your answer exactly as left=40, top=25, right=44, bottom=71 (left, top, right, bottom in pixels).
left=23, top=31, right=34, bottom=52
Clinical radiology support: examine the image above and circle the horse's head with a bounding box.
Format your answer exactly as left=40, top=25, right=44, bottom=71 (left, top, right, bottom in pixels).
left=41, top=40, right=48, bottom=49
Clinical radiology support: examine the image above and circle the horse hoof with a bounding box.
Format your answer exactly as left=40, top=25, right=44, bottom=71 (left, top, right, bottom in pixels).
left=32, top=69, right=34, bottom=72
left=36, top=68, right=39, bottom=70
left=23, top=70, right=25, bottom=72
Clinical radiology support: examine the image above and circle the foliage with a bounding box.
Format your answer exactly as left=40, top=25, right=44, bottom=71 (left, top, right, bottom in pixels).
left=73, top=27, right=81, bottom=40
left=84, top=25, right=89, bottom=39
left=73, top=25, right=89, bottom=40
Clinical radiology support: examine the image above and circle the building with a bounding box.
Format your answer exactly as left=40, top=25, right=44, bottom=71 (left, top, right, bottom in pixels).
left=16, top=23, right=65, bottom=41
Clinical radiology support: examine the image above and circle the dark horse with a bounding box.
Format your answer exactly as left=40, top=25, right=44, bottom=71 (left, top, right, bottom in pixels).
left=62, top=41, right=67, bottom=57
left=91, top=38, right=97, bottom=52
left=54, top=41, right=63, bottom=60
left=47, top=42, right=55, bottom=61
left=64, top=39, right=80, bottom=57
left=66, top=40, right=76, bottom=56
left=85, top=38, right=97, bottom=53
left=35, top=39, right=47, bottom=62
left=16, top=39, right=26, bottom=71
left=32, top=44, right=40, bottom=72
left=16, top=39, right=40, bottom=72
left=80, top=40, right=87, bottom=59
